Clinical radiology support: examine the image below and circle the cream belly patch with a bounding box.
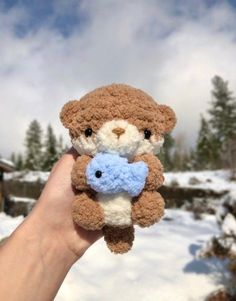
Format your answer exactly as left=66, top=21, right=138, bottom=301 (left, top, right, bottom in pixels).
left=98, top=192, right=132, bottom=227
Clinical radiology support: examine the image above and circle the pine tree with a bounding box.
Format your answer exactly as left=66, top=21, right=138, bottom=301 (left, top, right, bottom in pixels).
left=188, top=149, right=197, bottom=171
left=209, top=75, right=236, bottom=168
left=170, top=133, right=190, bottom=171
left=171, top=148, right=192, bottom=171
left=24, top=120, right=43, bottom=170
left=15, top=153, right=24, bottom=171
left=195, top=115, right=218, bottom=170
left=159, top=133, right=175, bottom=171
left=172, top=148, right=183, bottom=171
left=10, top=153, right=16, bottom=165
left=57, top=135, right=65, bottom=158
left=42, top=124, right=58, bottom=171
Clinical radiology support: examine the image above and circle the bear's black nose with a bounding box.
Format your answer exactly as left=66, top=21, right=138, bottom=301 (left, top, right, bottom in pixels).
left=95, top=170, right=102, bottom=178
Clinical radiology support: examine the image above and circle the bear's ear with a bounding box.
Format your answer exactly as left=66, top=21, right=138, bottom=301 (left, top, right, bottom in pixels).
left=60, top=100, right=80, bottom=129
left=158, top=105, right=176, bottom=134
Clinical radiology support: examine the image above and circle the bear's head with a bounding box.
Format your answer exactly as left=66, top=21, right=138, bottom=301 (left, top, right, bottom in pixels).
left=60, top=84, right=176, bottom=159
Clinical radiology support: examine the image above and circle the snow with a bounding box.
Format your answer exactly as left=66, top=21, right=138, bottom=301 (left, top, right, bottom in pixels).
left=164, top=170, right=236, bottom=193
left=5, top=170, right=236, bottom=195
left=0, top=213, right=23, bottom=240
left=5, top=171, right=50, bottom=183
left=0, top=158, right=15, bottom=168
left=224, top=190, right=236, bottom=206
left=222, top=213, right=236, bottom=236
left=0, top=209, right=225, bottom=301
left=3, top=168, right=236, bottom=300
left=9, top=196, right=36, bottom=204
left=56, top=210, right=223, bottom=301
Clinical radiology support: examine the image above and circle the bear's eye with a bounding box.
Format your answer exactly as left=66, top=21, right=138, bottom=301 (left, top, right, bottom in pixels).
left=144, top=129, right=152, bottom=139
left=84, top=128, right=93, bottom=137
left=95, top=170, right=102, bottom=178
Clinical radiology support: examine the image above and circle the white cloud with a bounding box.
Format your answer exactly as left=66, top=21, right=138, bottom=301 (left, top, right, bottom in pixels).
left=1, top=0, right=236, bottom=157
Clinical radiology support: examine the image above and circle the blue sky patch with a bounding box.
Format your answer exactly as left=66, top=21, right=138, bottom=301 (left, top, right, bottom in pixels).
left=1, top=0, right=236, bottom=37
left=1, top=0, right=89, bottom=37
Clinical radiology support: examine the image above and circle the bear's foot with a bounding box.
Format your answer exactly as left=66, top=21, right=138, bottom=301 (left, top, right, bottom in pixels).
left=103, top=225, right=135, bottom=254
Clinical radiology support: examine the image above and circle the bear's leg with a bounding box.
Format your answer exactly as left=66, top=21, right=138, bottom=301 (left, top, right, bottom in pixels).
left=103, top=225, right=135, bottom=254
left=72, top=191, right=105, bottom=230
left=132, top=191, right=165, bottom=228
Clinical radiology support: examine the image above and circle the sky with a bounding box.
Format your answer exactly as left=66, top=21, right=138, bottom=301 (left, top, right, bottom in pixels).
left=1, top=0, right=236, bottom=158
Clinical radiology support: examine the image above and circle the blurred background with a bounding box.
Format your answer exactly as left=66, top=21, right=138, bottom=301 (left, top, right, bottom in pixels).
left=0, top=0, right=236, bottom=300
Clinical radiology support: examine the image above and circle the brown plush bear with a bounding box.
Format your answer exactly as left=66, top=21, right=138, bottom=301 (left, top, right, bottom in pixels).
left=60, top=84, right=176, bottom=254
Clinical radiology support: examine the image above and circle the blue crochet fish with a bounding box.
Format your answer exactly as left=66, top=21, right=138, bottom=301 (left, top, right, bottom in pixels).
left=86, top=153, right=148, bottom=197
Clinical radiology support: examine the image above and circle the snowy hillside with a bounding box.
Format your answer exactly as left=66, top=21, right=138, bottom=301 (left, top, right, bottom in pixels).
left=6, top=170, right=236, bottom=194
left=0, top=210, right=225, bottom=301
left=5, top=171, right=50, bottom=183
left=164, top=170, right=236, bottom=193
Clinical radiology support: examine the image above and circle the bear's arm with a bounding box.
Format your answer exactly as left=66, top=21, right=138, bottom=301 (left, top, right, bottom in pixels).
left=71, top=155, right=92, bottom=191
left=131, top=190, right=165, bottom=227
left=72, top=191, right=105, bottom=230
left=133, top=154, right=164, bottom=190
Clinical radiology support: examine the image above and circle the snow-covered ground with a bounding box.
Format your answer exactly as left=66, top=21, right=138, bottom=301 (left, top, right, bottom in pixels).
left=164, top=170, right=236, bottom=193
left=0, top=213, right=24, bottom=240
left=6, top=170, right=236, bottom=193
left=5, top=170, right=50, bottom=183
left=0, top=210, right=226, bottom=301
left=9, top=195, right=36, bottom=204
left=3, top=170, right=235, bottom=300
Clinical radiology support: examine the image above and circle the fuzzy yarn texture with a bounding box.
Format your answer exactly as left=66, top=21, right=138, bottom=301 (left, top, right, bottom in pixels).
left=132, top=191, right=165, bottom=228
left=103, top=225, right=135, bottom=254
left=71, top=155, right=91, bottom=190
left=72, top=191, right=105, bottom=230
left=133, top=154, right=164, bottom=190
left=60, top=83, right=176, bottom=139
left=86, top=153, right=148, bottom=197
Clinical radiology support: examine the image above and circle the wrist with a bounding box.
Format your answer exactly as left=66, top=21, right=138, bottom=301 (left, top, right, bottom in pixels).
left=0, top=210, right=77, bottom=301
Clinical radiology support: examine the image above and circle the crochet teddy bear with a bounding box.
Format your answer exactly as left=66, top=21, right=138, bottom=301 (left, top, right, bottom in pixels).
left=60, top=84, right=176, bottom=254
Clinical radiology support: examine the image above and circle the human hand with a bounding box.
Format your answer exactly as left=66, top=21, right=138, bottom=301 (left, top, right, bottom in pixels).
left=0, top=149, right=102, bottom=301
left=25, top=148, right=102, bottom=264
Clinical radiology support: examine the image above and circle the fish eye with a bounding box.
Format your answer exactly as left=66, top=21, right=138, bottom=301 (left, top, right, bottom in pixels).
left=144, top=129, right=152, bottom=139
left=85, top=128, right=93, bottom=137
left=95, top=170, right=102, bottom=178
